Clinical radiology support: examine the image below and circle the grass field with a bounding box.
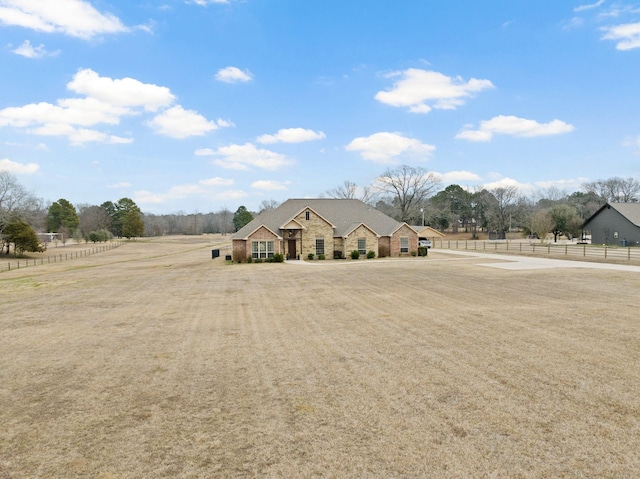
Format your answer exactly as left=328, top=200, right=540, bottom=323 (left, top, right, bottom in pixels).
left=1, top=236, right=639, bottom=478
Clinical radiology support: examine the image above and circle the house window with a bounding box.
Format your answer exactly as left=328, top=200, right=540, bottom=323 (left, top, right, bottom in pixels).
left=305, top=211, right=310, bottom=221
left=357, top=238, right=366, bottom=255
left=400, top=237, right=409, bottom=253
left=316, top=237, right=325, bottom=255
left=251, top=240, right=274, bottom=259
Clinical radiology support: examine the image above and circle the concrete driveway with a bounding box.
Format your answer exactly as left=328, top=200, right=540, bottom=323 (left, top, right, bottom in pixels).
left=434, top=249, right=640, bottom=272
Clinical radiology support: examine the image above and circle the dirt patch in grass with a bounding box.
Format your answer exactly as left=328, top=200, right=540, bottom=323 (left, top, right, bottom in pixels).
left=1, top=236, right=639, bottom=478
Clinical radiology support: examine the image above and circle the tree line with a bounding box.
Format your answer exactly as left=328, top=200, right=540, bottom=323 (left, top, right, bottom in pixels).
left=323, top=166, right=640, bottom=242
left=2, top=167, right=639, bottom=255
left=0, top=172, right=144, bottom=255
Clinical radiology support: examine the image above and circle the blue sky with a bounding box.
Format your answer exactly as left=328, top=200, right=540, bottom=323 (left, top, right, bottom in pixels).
left=1, top=0, right=639, bottom=213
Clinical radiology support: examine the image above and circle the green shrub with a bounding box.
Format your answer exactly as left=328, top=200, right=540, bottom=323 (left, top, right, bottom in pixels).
left=255, top=258, right=263, bottom=263
left=272, top=253, right=284, bottom=263
left=350, top=250, right=360, bottom=260
left=318, top=254, right=325, bottom=260
left=247, top=256, right=253, bottom=263
left=307, top=253, right=314, bottom=260
left=410, top=250, right=417, bottom=257
left=418, top=246, right=428, bottom=257
left=366, top=250, right=376, bottom=259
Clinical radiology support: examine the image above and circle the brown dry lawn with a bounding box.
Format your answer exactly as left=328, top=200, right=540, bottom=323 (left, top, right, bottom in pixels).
left=1, top=236, right=639, bottom=478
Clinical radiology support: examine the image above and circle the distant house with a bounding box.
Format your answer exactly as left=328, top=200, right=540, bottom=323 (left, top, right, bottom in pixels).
left=582, top=203, right=640, bottom=246
left=231, top=198, right=418, bottom=262
left=414, top=226, right=446, bottom=242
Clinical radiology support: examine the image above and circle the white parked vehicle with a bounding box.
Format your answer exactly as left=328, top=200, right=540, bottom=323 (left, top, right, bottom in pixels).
left=418, top=239, right=432, bottom=248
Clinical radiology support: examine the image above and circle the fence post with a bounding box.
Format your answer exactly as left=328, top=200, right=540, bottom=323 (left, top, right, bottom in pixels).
left=583, top=245, right=586, bottom=257
left=605, top=245, right=607, bottom=258
left=565, top=245, right=567, bottom=256
left=629, top=247, right=631, bottom=261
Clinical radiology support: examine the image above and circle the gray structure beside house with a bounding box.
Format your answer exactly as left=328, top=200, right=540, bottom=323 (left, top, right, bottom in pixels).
left=582, top=203, right=640, bottom=246
left=231, top=198, right=418, bottom=262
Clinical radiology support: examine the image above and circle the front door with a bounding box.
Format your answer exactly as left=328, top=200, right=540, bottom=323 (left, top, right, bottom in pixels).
left=288, top=239, right=297, bottom=259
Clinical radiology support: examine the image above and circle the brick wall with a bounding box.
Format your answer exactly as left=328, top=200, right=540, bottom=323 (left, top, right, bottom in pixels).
left=234, top=227, right=282, bottom=262
left=390, top=224, right=418, bottom=256
left=378, top=236, right=390, bottom=257
left=232, top=239, right=247, bottom=263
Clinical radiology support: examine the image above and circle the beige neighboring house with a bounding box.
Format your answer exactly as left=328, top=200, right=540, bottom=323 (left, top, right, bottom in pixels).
left=231, top=198, right=418, bottom=262
left=414, top=226, right=446, bottom=241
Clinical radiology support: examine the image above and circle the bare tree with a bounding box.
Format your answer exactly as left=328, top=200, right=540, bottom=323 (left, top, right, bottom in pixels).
left=372, top=165, right=441, bottom=222
left=487, top=186, right=520, bottom=236
left=258, top=199, right=280, bottom=214
left=0, top=172, right=37, bottom=221
left=582, top=177, right=640, bottom=203
left=325, top=180, right=372, bottom=203
left=77, top=204, right=111, bottom=236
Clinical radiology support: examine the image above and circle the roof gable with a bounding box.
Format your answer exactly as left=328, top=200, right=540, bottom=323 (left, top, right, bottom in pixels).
left=342, top=222, right=381, bottom=238
left=584, top=202, right=640, bottom=228
left=234, top=224, right=282, bottom=240
left=288, top=206, right=335, bottom=228
left=231, top=198, right=406, bottom=239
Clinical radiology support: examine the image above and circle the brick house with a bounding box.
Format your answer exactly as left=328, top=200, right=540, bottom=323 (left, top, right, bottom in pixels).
left=231, top=198, right=418, bottom=262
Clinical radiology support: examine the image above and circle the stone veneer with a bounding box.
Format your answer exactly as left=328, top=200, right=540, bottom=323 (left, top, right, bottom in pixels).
left=294, top=208, right=334, bottom=257
left=344, top=225, right=379, bottom=257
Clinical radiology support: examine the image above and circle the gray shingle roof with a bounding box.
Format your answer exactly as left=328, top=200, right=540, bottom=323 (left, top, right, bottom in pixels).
left=610, top=203, right=640, bottom=226
left=232, top=198, right=408, bottom=239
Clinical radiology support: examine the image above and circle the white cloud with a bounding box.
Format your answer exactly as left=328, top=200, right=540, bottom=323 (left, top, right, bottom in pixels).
left=0, top=0, right=129, bottom=39
left=251, top=180, right=290, bottom=190
left=199, top=177, right=234, bottom=186
left=0, top=68, right=228, bottom=144
left=345, top=132, right=435, bottom=164
left=28, top=122, right=132, bottom=145
left=436, top=170, right=482, bottom=183
left=68, top=68, right=175, bottom=112
left=0, top=158, right=39, bottom=174
left=210, top=143, right=294, bottom=170
left=215, top=66, right=253, bottom=83
left=574, top=0, right=605, bottom=12
left=194, top=148, right=215, bottom=156
left=623, top=134, right=640, bottom=154
left=132, top=190, right=164, bottom=204
left=455, top=115, right=575, bottom=141
left=107, top=182, right=132, bottom=188
left=482, top=177, right=535, bottom=194
left=375, top=68, right=494, bottom=113
left=256, top=128, right=326, bottom=144
left=601, top=22, right=640, bottom=50
left=190, top=0, right=230, bottom=5
left=133, top=177, right=244, bottom=206
left=0, top=69, right=197, bottom=144
left=147, top=106, right=221, bottom=139
left=534, top=178, right=590, bottom=190
left=12, top=39, right=59, bottom=58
